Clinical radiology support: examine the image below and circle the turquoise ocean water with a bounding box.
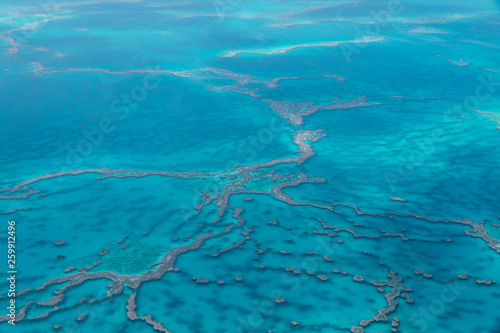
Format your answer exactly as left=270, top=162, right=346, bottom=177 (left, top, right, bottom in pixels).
left=1, top=0, right=500, bottom=332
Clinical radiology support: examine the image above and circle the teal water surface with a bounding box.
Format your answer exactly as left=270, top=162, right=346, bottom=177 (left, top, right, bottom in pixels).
left=1, top=1, right=500, bottom=333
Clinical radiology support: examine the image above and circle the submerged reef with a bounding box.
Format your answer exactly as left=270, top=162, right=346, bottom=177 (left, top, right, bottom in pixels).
left=1, top=7, right=499, bottom=330
left=2, top=104, right=498, bottom=331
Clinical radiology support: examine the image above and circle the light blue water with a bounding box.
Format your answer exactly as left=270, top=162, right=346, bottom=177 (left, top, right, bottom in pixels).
left=1, top=1, right=500, bottom=333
